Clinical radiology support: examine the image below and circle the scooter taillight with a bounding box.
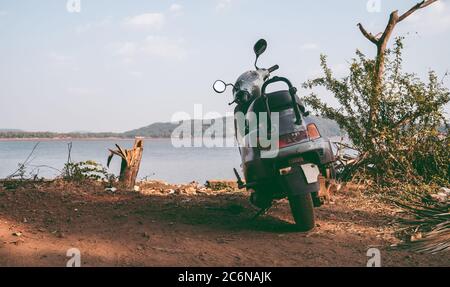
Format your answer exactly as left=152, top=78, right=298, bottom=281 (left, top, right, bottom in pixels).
left=278, top=130, right=308, bottom=148
left=307, top=123, right=321, bottom=140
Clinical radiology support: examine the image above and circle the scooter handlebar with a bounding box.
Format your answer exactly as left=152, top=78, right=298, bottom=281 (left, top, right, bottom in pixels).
left=268, top=65, right=279, bottom=73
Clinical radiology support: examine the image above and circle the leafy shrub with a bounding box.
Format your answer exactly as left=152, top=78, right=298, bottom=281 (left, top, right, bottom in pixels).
left=62, top=160, right=116, bottom=183
left=303, top=38, right=449, bottom=186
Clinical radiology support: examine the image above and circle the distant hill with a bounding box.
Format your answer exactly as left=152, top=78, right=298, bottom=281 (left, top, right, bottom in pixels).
left=0, top=129, right=23, bottom=132
left=0, top=131, right=123, bottom=139
left=123, top=122, right=179, bottom=138
left=124, top=116, right=342, bottom=138
left=123, top=118, right=235, bottom=138
left=0, top=116, right=343, bottom=139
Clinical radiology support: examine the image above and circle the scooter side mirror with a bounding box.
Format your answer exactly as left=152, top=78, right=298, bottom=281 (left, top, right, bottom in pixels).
left=253, top=39, right=267, bottom=69
left=253, top=39, right=267, bottom=57
left=213, top=80, right=227, bottom=93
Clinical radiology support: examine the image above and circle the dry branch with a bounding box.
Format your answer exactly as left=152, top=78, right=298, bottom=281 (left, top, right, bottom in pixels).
left=6, top=142, right=40, bottom=179
left=357, top=0, right=439, bottom=133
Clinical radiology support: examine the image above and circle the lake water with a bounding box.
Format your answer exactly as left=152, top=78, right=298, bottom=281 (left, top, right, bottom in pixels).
left=0, top=139, right=242, bottom=184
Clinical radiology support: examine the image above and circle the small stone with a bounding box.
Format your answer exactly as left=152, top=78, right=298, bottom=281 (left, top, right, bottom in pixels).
left=411, top=232, right=422, bottom=241
left=185, top=187, right=196, bottom=194
left=105, top=187, right=117, bottom=192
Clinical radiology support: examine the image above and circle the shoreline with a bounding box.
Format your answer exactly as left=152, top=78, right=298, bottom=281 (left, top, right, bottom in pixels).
left=0, top=137, right=172, bottom=142
left=0, top=136, right=237, bottom=142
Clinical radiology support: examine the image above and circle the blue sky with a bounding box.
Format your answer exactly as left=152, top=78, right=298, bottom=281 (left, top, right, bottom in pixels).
left=0, top=0, right=449, bottom=132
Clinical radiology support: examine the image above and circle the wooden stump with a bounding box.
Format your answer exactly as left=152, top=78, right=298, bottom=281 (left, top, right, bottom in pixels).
left=108, top=138, right=144, bottom=190
left=120, top=139, right=143, bottom=189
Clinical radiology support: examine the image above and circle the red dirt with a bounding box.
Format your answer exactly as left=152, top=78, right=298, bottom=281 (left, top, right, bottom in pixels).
left=0, top=180, right=448, bottom=267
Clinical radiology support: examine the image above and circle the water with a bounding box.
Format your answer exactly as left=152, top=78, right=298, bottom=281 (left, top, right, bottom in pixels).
left=0, top=139, right=242, bottom=184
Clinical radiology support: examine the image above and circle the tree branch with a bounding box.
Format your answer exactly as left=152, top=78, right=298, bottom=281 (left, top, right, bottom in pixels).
left=398, top=0, right=438, bottom=22
left=358, top=0, right=439, bottom=46
left=379, top=11, right=399, bottom=44
left=357, top=23, right=379, bottom=45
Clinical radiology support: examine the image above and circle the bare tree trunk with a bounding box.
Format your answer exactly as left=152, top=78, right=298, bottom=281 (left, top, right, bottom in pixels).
left=119, top=139, right=143, bottom=189
left=357, top=0, right=438, bottom=137
left=108, top=138, right=144, bottom=190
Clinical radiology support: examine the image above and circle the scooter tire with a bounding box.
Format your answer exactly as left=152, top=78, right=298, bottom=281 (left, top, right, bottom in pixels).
left=288, top=192, right=315, bottom=232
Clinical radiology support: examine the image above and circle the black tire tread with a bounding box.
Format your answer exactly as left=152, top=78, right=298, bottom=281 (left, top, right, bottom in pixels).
left=288, top=192, right=315, bottom=231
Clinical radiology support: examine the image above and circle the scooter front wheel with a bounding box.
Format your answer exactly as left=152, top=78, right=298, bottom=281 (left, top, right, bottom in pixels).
left=288, top=192, right=315, bottom=231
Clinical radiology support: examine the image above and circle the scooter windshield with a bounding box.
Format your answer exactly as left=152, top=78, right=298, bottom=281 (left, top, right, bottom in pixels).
left=233, top=71, right=265, bottom=102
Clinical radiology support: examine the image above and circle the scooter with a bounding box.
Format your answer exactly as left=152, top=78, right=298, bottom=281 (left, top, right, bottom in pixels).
left=213, top=39, right=335, bottom=231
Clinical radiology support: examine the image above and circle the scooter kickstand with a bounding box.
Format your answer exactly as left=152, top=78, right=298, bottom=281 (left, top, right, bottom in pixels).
left=252, top=206, right=271, bottom=220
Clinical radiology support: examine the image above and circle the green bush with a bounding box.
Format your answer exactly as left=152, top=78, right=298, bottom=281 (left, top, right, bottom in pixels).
left=62, top=160, right=116, bottom=183
left=303, top=38, right=449, bottom=187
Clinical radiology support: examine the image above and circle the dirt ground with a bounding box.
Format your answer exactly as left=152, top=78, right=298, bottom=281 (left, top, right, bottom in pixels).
left=0, top=180, right=448, bottom=267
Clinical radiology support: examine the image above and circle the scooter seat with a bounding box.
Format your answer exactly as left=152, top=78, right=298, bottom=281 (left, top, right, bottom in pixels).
left=249, top=90, right=303, bottom=113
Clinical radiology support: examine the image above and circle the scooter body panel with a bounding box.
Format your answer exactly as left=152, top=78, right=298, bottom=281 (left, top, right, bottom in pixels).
left=234, top=90, right=334, bottom=196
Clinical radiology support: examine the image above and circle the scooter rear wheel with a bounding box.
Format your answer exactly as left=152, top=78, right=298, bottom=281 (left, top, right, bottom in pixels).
left=288, top=192, right=315, bottom=231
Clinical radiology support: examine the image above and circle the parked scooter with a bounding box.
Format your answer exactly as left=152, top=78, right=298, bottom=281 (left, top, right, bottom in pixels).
left=213, top=39, right=335, bottom=231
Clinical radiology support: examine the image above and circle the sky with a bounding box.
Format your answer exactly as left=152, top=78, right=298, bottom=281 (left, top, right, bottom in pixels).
left=0, top=0, right=449, bottom=132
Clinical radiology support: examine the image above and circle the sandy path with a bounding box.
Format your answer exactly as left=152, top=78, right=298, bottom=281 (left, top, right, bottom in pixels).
left=0, top=181, right=448, bottom=267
